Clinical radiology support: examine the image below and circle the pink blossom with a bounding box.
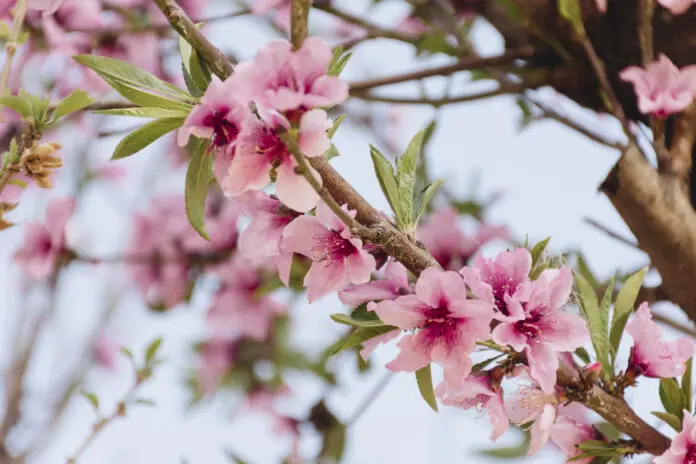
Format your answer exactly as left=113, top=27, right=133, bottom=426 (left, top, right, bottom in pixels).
left=396, top=15, right=429, bottom=37
left=492, top=267, right=590, bottom=393
left=654, top=411, right=696, bottom=464
left=620, top=54, right=696, bottom=118
left=338, top=259, right=411, bottom=308
left=207, top=255, right=285, bottom=341
left=657, top=0, right=696, bottom=14
left=460, top=247, right=532, bottom=321
left=627, top=302, right=695, bottom=379
left=231, top=37, right=349, bottom=112
left=222, top=108, right=330, bottom=212
left=251, top=0, right=291, bottom=30
left=418, top=207, right=509, bottom=270
left=28, top=0, right=64, bottom=15
left=372, top=267, right=494, bottom=373
left=505, top=381, right=559, bottom=456
left=549, top=404, right=595, bottom=464
left=181, top=194, right=241, bottom=254
left=92, top=334, right=120, bottom=371
left=238, top=191, right=300, bottom=285
left=595, top=0, right=607, bottom=12
left=281, top=201, right=376, bottom=302
left=14, top=196, right=75, bottom=279
left=358, top=329, right=400, bottom=360
left=177, top=76, right=249, bottom=184
left=436, top=372, right=509, bottom=441
left=197, top=337, right=236, bottom=395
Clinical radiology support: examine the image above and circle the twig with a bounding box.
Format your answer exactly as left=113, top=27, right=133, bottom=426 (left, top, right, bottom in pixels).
left=348, top=48, right=534, bottom=93
left=345, top=372, right=394, bottom=426
left=353, top=86, right=519, bottom=106
left=583, top=217, right=639, bottom=249
left=0, top=0, right=27, bottom=122
left=653, top=311, right=696, bottom=338
left=290, top=0, right=311, bottom=50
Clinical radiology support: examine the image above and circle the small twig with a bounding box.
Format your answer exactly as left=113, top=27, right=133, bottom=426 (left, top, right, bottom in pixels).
left=653, top=311, right=696, bottom=338
left=353, top=86, right=520, bottom=106
left=583, top=217, right=639, bottom=249
left=345, top=372, right=394, bottom=426
left=348, top=48, right=534, bottom=93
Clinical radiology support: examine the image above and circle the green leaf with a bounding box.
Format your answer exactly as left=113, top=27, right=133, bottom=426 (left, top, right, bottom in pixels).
left=121, top=347, right=135, bottom=361
left=396, top=129, right=425, bottom=227
left=185, top=137, right=213, bottom=240
left=74, top=54, right=192, bottom=100
left=684, top=358, right=693, bottom=414
left=576, top=253, right=600, bottom=288
left=102, top=76, right=193, bottom=111
left=472, top=354, right=504, bottom=373
left=95, top=107, right=190, bottom=118
left=576, top=440, right=624, bottom=457
left=324, top=143, right=340, bottom=160
left=80, top=390, right=100, bottom=411
left=0, top=95, right=32, bottom=118
left=575, top=347, right=592, bottom=364
left=652, top=411, right=682, bottom=433
left=413, top=179, right=443, bottom=225
left=330, top=325, right=397, bottom=355
left=574, top=271, right=611, bottom=376
left=112, top=117, right=184, bottom=160
left=328, top=45, right=352, bottom=77
left=660, top=378, right=684, bottom=417
left=370, top=145, right=401, bottom=220
left=529, top=237, right=551, bottom=268
left=145, top=337, right=163, bottom=365
left=328, top=114, right=346, bottom=139
left=598, top=274, right=615, bottom=361
left=415, top=364, right=438, bottom=412
left=479, top=432, right=529, bottom=458
left=558, top=0, right=585, bottom=36
left=178, top=34, right=211, bottom=94
left=51, top=89, right=95, bottom=122
left=330, top=313, right=385, bottom=328
left=610, top=267, right=648, bottom=359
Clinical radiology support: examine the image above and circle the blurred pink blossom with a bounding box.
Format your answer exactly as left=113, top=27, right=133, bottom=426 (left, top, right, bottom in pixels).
left=92, top=334, right=120, bottom=370
left=657, top=0, right=696, bottom=14
left=197, top=337, right=236, bottom=395
left=251, top=0, right=291, bottom=31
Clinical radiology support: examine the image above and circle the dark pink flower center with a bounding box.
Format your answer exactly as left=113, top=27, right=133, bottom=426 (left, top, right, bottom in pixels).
left=312, top=231, right=357, bottom=262
left=489, top=273, right=520, bottom=316
left=515, top=310, right=545, bottom=341
left=38, top=236, right=55, bottom=255
left=686, top=444, right=696, bottom=464
left=420, top=305, right=459, bottom=351
left=203, top=107, right=240, bottom=147
left=254, top=126, right=290, bottom=164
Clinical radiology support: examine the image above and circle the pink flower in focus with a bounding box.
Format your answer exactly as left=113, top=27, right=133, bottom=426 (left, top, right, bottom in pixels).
left=492, top=267, right=590, bottom=393
left=620, top=54, right=696, bottom=118
left=460, top=247, right=532, bottom=321
left=627, top=302, right=695, bottom=379
left=655, top=411, right=696, bottom=464
left=223, top=108, right=330, bottom=212
left=436, top=372, right=509, bottom=441
left=92, top=334, right=120, bottom=370
left=14, top=196, right=75, bottom=279
left=338, top=259, right=411, bottom=308
left=505, top=381, right=559, bottom=456
left=549, top=404, right=596, bottom=464
left=281, top=201, right=376, bottom=301
left=238, top=191, right=300, bottom=285
left=418, top=207, right=509, bottom=270
left=232, top=37, right=349, bottom=112
left=251, top=0, right=291, bottom=31
left=373, top=267, right=493, bottom=373
left=177, top=76, right=249, bottom=184
left=657, top=0, right=696, bottom=14
left=197, top=337, right=236, bottom=395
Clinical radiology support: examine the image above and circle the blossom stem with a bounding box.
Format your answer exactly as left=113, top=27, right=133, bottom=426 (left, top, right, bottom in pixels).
left=0, top=0, right=27, bottom=122
left=345, top=372, right=394, bottom=426
left=290, top=0, right=311, bottom=50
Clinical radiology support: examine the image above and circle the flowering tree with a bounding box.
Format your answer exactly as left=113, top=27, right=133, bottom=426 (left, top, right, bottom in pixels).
left=4, top=0, right=696, bottom=462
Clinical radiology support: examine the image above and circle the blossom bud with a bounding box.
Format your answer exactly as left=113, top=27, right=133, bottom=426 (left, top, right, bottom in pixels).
left=583, top=362, right=602, bottom=384
left=20, top=142, right=63, bottom=189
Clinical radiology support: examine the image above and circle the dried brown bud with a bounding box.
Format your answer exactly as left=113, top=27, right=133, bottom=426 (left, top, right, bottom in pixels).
left=0, top=202, right=17, bottom=230
left=20, top=142, right=63, bottom=189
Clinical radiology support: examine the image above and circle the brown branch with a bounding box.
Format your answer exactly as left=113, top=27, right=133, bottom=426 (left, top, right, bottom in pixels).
left=348, top=48, right=535, bottom=93
left=353, top=86, right=520, bottom=106
left=583, top=217, right=639, bottom=249
left=290, top=0, right=310, bottom=50
left=665, top=102, right=696, bottom=183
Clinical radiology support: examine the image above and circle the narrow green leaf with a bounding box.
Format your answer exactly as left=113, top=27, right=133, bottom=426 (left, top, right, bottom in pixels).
left=415, top=364, right=438, bottom=412
left=179, top=34, right=211, bottom=93
left=651, top=411, right=682, bottom=433
left=102, top=76, right=193, bottom=111
left=95, top=107, right=190, bottom=118
left=370, top=145, right=402, bottom=220
left=558, top=0, right=585, bottom=36
left=598, top=274, right=616, bottom=361
left=324, top=143, right=340, bottom=160
left=660, top=378, right=684, bottom=417
left=684, top=358, right=693, bottom=414
left=328, top=45, right=352, bottom=77
left=0, top=95, right=32, bottom=118
left=185, top=138, right=213, bottom=239
left=329, top=325, right=397, bottom=355
left=610, top=267, right=648, bottom=358
left=112, top=117, right=184, bottom=160
left=472, top=354, right=504, bottom=373
left=80, top=390, right=100, bottom=411
left=529, top=237, right=551, bottom=268
left=51, top=90, right=95, bottom=122
left=576, top=253, right=600, bottom=289
left=479, top=432, right=529, bottom=458
left=121, top=347, right=135, bottom=361
left=133, top=398, right=156, bottom=407
left=574, top=272, right=611, bottom=375
left=145, top=337, right=163, bottom=364
left=575, top=347, right=592, bottom=364
left=73, top=54, right=192, bottom=100
left=330, top=313, right=385, bottom=328
left=396, top=129, right=426, bottom=224
left=413, top=179, right=443, bottom=225
left=328, top=114, right=346, bottom=139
